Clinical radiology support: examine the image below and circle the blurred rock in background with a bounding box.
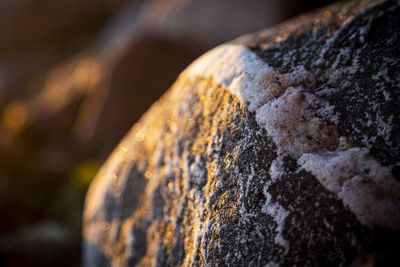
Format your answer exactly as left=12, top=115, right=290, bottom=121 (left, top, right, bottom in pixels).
left=0, top=0, right=335, bottom=266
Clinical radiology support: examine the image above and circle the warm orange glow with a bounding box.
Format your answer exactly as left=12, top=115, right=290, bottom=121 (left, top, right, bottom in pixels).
left=83, top=75, right=245, bottom=265
left=324, top=10, right=332, bottom=17
left=145, top=170, right=152, bottom=179
left=2, top=101, right=28, bottom=133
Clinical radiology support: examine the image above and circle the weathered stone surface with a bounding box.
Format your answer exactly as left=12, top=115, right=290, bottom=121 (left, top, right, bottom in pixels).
left=83, top=0, right=400, bottom=266
left=1, top=1, right=310, bottom=265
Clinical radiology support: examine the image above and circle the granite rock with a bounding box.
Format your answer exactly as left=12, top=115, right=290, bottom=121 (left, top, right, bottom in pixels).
left=83, top=0, right=400, bottom=265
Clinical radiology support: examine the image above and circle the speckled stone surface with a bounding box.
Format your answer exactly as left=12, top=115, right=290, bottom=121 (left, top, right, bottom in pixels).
left=83, top=0, right=400, bottom=266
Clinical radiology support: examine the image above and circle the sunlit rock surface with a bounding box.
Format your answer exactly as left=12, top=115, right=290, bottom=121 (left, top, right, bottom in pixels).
left=0, top=0, right=307, bottom=265
left=83, top=0, right=400, bottom=265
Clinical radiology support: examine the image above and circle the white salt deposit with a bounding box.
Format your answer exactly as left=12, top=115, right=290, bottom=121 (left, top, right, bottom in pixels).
left=183, top=43, right=400, bottom=230
left=299, top=148, right=400, bottom=229
left=262, top=193, right=289, bottom=248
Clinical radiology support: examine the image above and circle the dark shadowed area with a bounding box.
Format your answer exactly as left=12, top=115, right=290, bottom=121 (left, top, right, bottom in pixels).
left=0, top=0, right=336, bottom=266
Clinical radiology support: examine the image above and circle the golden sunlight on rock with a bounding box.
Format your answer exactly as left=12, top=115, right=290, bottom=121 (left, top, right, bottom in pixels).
left=145, top=171, right=152, bottom=179
left=83, top=0, right=400, bottom=266
left=3, top=0, right=386, bottom=266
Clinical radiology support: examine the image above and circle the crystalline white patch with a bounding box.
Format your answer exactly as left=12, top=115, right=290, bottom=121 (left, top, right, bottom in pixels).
left=185, top=44, right=338, bottom=157
left=262, top=192, right=289, bottom=248
left=183, top=43, right=400, bottom=230
left=299, top=148, right=400, bottom=229
left=376, top=114, right=393, bottom=144
left=269, top=158, right=284, bottom=183
left=256, top=86, right=338, bottom=157
left=184, top=44, right=277, bottom=112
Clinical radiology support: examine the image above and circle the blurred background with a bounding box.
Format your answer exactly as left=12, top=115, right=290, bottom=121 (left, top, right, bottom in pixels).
left=0, top=0, right=335, bottom=266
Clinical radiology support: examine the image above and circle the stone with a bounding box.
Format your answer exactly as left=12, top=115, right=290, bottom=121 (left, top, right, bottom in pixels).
left=83, top=0, right=400, bottom=266
left=1, top=0, right=301, bottom=265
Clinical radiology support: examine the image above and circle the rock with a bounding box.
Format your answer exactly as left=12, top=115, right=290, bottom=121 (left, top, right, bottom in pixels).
left=2, top=1, right=309, bottom=265
left=83, top=1, right=400, bottom=266
left=83, top=0, right=400, bottom=266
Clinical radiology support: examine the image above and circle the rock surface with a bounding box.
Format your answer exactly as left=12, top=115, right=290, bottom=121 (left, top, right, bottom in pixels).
left=1, top=1, right=316, bottom=265
left=83, top=0, right=400, bottom=266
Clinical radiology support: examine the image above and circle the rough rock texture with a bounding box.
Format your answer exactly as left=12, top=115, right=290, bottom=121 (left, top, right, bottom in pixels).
left=1, top=1, right=317, bottom=265
left=83, top=0, right=400, bottom=266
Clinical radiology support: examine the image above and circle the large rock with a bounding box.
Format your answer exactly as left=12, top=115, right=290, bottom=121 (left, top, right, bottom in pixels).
left=1, top=1, right=313, bottom=265
left=83, top=0, right=400, bottom=265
